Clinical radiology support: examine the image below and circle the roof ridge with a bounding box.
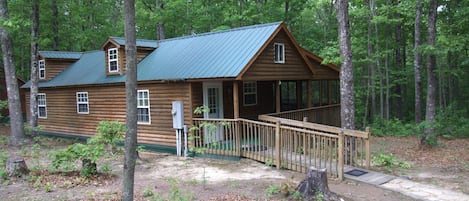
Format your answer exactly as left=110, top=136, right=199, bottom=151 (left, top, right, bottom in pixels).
left=158, top=21, right=282, bottom=43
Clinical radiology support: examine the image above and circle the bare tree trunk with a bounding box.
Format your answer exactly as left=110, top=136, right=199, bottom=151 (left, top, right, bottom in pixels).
left=156, top=0, right=165, bottom=40
left=122, top=0, right=138, bottom=200
left=51, top=0, right=59, bottom=50
left=0, top=0, right=26, bottom=145
left=414, top=0, right=423, bottom=123
left=296, top=168, right=342, bottom=201
left=421, top=0, right=438, bottom=146
left=337, top=0, right=355, bottom=130
left=29, top=0, right=39, bottom=134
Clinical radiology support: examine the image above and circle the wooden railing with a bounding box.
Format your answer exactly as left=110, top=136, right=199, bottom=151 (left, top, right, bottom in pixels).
left=259, top=114, right=371, bottom=178
left=191, top=117, right=360, bottom=178
left=264, top=104, right=341, bottom=126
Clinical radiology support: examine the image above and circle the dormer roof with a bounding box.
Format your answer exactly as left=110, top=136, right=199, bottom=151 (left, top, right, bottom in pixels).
left=100, top=37, right=158, bottom=50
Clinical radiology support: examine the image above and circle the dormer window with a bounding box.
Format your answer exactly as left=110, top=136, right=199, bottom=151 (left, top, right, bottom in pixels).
left=274, top=43, right=285, bottom=63
left=38, top=60, right=46, bottom=79
left=108, top=48, right=119, bottom=73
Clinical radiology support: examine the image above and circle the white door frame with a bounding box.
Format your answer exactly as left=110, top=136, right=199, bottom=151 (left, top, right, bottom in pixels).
left=202, top=82, right=224, bottom=119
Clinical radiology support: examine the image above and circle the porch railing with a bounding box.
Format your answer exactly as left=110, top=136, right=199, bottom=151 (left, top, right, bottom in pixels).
left=264, top=104, right=341, bottom=126
left=191, top=117, right=361, bottom=179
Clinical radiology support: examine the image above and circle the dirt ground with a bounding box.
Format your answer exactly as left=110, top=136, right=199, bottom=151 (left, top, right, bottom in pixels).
left=0, top=125, right=467, bottom=201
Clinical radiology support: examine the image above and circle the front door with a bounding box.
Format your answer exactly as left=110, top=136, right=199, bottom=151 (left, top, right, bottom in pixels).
left=203, top=82, right=224, bottom=142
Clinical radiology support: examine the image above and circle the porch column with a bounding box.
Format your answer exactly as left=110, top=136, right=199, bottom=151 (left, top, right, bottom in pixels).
left=307, top=80, right=312, bottom=107
left=276, top=80, right=281, bottom=113
left=233, top=81, right=239, bottom=119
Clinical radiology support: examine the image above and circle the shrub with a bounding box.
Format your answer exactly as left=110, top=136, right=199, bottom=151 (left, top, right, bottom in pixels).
left=371, top=117, right=420, bottom=137
left=49, top=120, right=123, bottom=177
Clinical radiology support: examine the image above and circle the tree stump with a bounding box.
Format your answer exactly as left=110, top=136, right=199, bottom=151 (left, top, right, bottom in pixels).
left=6, top=157, right=30, bottom=178
left=296, top=167, right=342, bottom=201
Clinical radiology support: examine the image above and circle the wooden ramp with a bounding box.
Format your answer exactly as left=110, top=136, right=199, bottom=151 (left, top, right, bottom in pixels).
left=344, top=166, right=395, bottom=185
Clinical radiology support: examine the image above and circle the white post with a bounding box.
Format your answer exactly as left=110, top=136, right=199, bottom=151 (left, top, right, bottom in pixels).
left=183, top=125, right=188, bottom=157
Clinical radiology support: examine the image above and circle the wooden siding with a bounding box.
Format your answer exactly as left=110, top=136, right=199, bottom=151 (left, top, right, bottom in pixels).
left=25, top=82, right=192, bottom=147
left=307, top=57, right=339, bottom=80
left=103, top=43, right=154, bottom=76
left=242, top=30, right=313, bottom=81
left=238, top=81, right=276, bottom=119
left=190, top=82, right=203, bottom=118
left=39, top=58, right=77, bottom=81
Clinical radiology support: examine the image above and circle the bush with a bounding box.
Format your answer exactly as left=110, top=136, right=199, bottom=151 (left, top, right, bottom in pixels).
left=371, top=117, right=420, bottom=137
left=435, top=106, right=469, bottom=138
left=49, top=120, right=124, bottom=177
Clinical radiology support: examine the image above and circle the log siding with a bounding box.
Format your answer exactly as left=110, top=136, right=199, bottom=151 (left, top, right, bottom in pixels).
left=25, top=82, right=192, bottom=147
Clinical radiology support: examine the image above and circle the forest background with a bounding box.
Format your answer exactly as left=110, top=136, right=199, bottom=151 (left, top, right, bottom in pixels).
left=2, top=0, right=469, bottom=139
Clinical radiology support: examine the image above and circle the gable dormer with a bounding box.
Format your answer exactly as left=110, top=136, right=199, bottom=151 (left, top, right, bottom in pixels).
left=100, top=37, right=158, bottom=76
left=38, top=51, right=82, bottom=81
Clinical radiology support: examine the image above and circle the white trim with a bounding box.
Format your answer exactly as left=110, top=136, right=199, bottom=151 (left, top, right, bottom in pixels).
left=274, top=43, right=285, bottom=63
left=37, top=93, right=47, bottom=119
left=108, top=48, right=119, bottom=73
left=76, top=92, right=89, bottom=114
left=202, top=82, right=224, bottom=119
left=38, top=60, right=46, bottom=79
left=243, top=81, right=257, bottom=106
left=137, top=89, right=151, bottom=125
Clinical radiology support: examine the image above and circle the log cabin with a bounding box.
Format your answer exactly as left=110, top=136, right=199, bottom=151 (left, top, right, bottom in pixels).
left=22, top=22, right=340, bottom=153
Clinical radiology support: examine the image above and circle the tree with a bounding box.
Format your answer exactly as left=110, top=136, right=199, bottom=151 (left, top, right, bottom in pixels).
left=0, top=0, right=26, bottom=145
left=421, top=0, right=438, bottom=146
left=414, top=0, right=423, bottom=123
left=122, top=0, right=138, bottom=200
left=336, top=0, right=355, bottom=130
left=29, top=0, right=39, bottom=134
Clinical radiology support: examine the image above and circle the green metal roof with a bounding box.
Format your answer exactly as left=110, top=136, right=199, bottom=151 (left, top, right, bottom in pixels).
left=110, top=37, right=158, bottom=48
left=23, top=22, right=283, bottom=88
left=22, top=51, right=124, bottom=88
left=39, top=51, right=83, bottom=59
left=138, top=22, right=281, bottom=80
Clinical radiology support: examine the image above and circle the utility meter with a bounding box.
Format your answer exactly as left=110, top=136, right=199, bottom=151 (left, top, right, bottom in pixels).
left=172, top=101, right=184, bottom=129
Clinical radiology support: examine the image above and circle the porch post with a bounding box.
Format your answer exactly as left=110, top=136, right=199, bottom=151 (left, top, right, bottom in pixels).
left=276, top=80, right=281, bottom=113
left=306, top=80, right=312, bottom=108
left=233, top=81, right=239, bottom=119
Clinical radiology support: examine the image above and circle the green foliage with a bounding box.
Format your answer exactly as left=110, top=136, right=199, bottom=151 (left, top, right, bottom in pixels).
left=151, top=177, right=194, bottom=201
left=372, top=153, right=411, bottom=170
left=24, top=125, right=44, bottom=136
left=371, top=118, right=420, bottom=137
left=44, top=182, right=52, bottom=192
left=143, top=186, right=154, bottom=197
left=49, top=120, right=123, bottom=177
left=99, top=162, right=112, bottom=174
left=0, top=100, right=7, bottom=122
left=435, top=105, right=469, bottom=138
left=265, top=184, right=281, bottom=197
left=93, top=120, right=125, bottom=152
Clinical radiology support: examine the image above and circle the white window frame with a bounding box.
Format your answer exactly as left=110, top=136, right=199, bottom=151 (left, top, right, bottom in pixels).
left=76, top=92, right=89, bottom=114
left=243, top=81, right=257, bottom=106
left=38, top=60, right=46, bottom=79
left=108, top=48, right=119, bottom=73
left=274, top=43, right=285, bottom=63
left=37, top=93, right=47, bottom=119
left=137, top=89, right=151, bottom=124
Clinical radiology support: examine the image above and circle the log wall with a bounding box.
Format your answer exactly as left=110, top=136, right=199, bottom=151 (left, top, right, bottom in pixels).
left=25, top=82, right=192, bottom=147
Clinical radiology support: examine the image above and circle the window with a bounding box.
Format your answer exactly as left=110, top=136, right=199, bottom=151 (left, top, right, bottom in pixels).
left=108, top=48, right=119, bottom=73
left=137, top=90, right=151, bottom=124
left=274, top=43, right=285, bottom=63
left=37, top=93, right=47, bottom=118
left=76, top=92, right=89, bottom=114
left=38, top=60, right=45, bottom=79
left=243, top=81, right=257, bottom=106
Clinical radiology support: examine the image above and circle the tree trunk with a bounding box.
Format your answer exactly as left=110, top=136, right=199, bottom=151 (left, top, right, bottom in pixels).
left=156, top=0, right=165, bottom=40
left=6, top=157, right=29, bottom=177
left=296, top=168, right=342, bottom=201
left=51, top=0, right=59, bottom=50
left=337, top=0, right=355, bottom=130
left=421, top=0, right=438, bottom=146
left=414, top=0, right=423, bottom=123
left=29, top=0, right=39, bottom=134
left=0, top=0, right=26, bottom=145
left=122, top=0, right=138, bottom=200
